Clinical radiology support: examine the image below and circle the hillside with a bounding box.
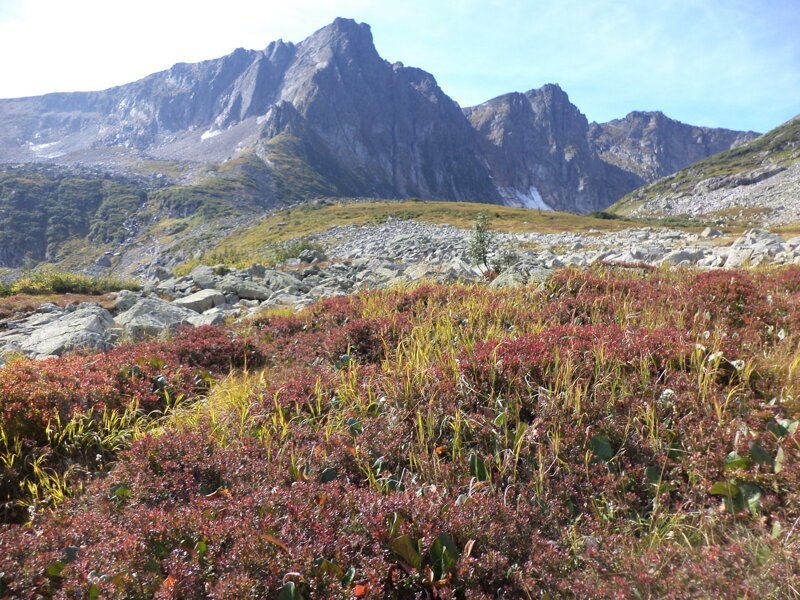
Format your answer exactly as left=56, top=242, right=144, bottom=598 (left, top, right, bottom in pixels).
left=1, top=268, right=799, bottom=596
left=611, top=116, right=800, bottom=225
left=0, top=18, right=755, bottom=219
left=0, top=157, right=288, bottom=272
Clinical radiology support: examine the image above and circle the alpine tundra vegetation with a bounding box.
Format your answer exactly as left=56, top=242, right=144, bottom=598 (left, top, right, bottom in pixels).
left=1, top=4, right=799, bottom=599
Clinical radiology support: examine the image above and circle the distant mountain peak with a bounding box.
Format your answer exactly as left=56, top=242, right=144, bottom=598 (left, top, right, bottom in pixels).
left=304, top=17, right=376, bottom=55
left=0, top=18, right=760, bottom=214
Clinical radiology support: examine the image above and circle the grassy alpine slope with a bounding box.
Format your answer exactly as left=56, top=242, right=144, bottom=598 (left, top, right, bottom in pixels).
left=1, top=266, right=800, bottom=597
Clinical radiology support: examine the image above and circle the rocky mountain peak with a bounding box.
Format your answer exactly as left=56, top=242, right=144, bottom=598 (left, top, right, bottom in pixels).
left=589, top=111, right=759, bottom=181
left=0, top=18, right=760, bottom=214
left=293, top=18, right=378, bottom=69
left=525, top=82, right=568, bottom=102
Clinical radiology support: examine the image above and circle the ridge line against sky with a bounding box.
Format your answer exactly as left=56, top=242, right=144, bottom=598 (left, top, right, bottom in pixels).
left=0, top=0, right=797, bottom=132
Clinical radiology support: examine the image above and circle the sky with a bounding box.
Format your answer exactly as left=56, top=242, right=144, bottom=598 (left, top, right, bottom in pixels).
left=0, top=0, right=797, bottom=132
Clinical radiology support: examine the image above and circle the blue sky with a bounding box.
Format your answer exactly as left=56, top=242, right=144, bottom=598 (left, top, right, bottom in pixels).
left=0, top=0, right=797, bottom=132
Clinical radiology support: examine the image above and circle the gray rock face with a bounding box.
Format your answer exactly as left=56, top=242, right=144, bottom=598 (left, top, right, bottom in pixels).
left=218, top=276, right=273, bottom=301
left=464, top=87, right=752, bottom=212
left=660, top=248, right=706, bottom=265
left=173, top=289, right=227, bottom=313
left=489, top=264, right=552, bottom=289
left=189, top=266, right=218, bottom=290
left=0, top=19, right=497, bottom=204
left=115, top=297, right=197, bottom=340
left=615, top=116, right=800, bottom=226
left=16, top=304, right=115, bottom=358
left=112, top=289, right=141, bottom=313
left=588, top=111, right=757, bottom=182
left=465, top=85, right=641, bottom=212
left=263, top=270, right=307, bottom=292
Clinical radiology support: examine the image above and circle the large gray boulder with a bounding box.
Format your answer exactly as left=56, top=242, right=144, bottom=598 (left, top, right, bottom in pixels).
left=188, top=312, right=227, bottom=327
left=488, top=268, right=528, bottom=289
left=115, top=297, right=197, bottom=340
left=18, top=304, right=115, bottom=358
left=725, top=248, right=756, bottom=268
left=263, top=270, right=309, bottom=293
left=660, top=248, right=707, bottom=266
left=173, top=289, right=226, bottom=313
left=218, top=276, right=272, bottom=301
left=298, top=248, right=327, bottom=263
left=111, top=289, right=141, bottom=313
left=489, top=265, right=552, bottom=289
left=190, top=265, right=218, bottom=289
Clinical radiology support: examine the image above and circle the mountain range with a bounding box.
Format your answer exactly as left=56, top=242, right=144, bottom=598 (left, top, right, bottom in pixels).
left=0, top=18, right=758, bottom=215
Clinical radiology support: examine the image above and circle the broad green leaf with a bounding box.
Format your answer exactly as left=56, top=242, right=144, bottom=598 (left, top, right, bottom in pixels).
left=708, top=482, right=739, bottom=497
left=62, top=546, right=79, bottom=564
left=278, top=581, right=304, bottom=600
left=469, top=451, right=489, bottom=481
left=771, top=521, right=783, bottom=539
left=109, top=483, right=131, bottom=499
left=88, top=585, right=101, bottom=600
left=749, top=444, right=772, bottom=466
left=346, top=418, right=363, bottom=436
left=767, top=418, right=797, bottom=438
left=428, top=533, right=460, bottom=581
left=312, top=557, right=344, bottom=578
left=739, top=483, right=762, bottom=515
left=320, top=467, right=338, bottom=483
left=589, top=435, right=614, bottom=461
left=774, top=447, right=785, bottom=474
left=341, top=566, right=356, bottom=587
left=390, top=534, right=422, bottom=569
left=644, top=466, right=662, bottom=484
left=437, top=533, right=459, bottom=559
left=667, top=440, right=686, bottom=460
left=724, top=452, right=753, bottom=470
left=195, top=539, right=208, bottom=560
left=46, top=560, right=65, bottom=578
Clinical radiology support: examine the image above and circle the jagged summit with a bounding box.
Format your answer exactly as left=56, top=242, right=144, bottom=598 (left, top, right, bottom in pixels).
left=0, top=18, right=757, bottom=212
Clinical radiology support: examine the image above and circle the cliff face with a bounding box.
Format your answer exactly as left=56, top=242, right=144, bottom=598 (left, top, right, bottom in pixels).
left=465, top=85, right=640, bottom=212
left=465, top=89, right=758, bottom=212
left=0, top=18, right=756, bottom=212
left=589, top=111, right=758, bottom=181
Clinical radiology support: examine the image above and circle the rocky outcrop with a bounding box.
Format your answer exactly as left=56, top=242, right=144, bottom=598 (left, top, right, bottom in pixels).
left=0, top=303, right=115, bottom=359
left=465, top=85, right=641, bottom=212
left=115, top=297, right=199, bottom=340
left=173, top=289, right=227, bottom=313
left=0, top=19, right=497, bottom=204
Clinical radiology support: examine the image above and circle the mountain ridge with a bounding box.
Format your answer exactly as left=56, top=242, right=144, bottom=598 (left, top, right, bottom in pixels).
left=610, top=115, right=800, bottom=225
left=0, top=17, right=758, bottom=215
